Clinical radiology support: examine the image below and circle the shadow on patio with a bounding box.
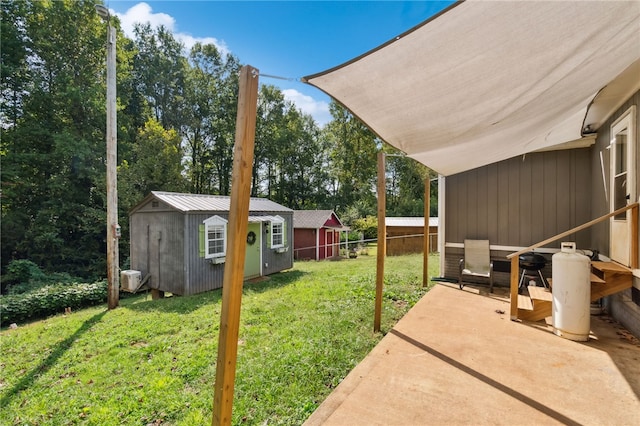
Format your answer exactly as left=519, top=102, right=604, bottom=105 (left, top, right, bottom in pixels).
left=305, top=283, right=640, bottom=425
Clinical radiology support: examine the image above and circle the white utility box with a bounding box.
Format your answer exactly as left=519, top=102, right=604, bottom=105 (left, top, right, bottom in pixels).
left=120, top=270, right=142, bottom=292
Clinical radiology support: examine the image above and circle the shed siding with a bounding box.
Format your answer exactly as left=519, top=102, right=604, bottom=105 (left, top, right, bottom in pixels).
left=446, top=149, right=591, bottom=249
left=386, top=226, right=438, bottom=256
left=129, top=195, right=293, bottom=296
left=262, top=213, right=294, bottom=274
left=184, top=213, right=225, bottom=295
left=294, top=229, right=317, bottom=260
left=129, top=211, right=185, bottom=294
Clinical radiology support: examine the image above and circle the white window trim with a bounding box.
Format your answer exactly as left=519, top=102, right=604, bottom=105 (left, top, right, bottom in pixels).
left=271, top=215, right=285, bottom=249
left=204, top=215, right=228, bottom=259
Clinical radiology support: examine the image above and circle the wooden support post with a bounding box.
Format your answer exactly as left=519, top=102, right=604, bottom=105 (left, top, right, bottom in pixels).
left=423, top=178, right=430, bottom=287
left=510, top=256, right=519, bottom=320
left=374, top=152, right=386, bottom=332
left=212, top=65, right=259, bottom=426
left=631, top=204, right=638, bottom=269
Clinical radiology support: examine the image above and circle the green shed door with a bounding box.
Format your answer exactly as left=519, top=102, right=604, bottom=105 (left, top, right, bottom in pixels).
left=244, top=223, right=261, bottom=279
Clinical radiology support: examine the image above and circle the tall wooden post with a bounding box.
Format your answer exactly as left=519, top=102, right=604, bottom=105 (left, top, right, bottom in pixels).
left=423, top=178, right=430, bottom=287
left=374, top=152, right=386, bottom=332
left=631, top=204, right=638, bottom=269
left=212, top=65, right=259, bottom=426
left=105, top=23, right=119, bottom=310
left=510, top=256, right=519, bottom=320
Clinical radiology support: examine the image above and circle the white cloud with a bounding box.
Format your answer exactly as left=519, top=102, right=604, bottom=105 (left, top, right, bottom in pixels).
left=113, top=2, right=230, bottom=56
left=282, top=89, right=331, bottom=127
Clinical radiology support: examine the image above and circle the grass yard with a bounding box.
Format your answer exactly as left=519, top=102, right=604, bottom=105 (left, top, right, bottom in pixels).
left=1, top=252, right=438, bottom=425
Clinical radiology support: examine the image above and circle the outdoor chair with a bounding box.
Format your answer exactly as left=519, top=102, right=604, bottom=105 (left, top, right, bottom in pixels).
left=459, top=239, right=494, bottom=293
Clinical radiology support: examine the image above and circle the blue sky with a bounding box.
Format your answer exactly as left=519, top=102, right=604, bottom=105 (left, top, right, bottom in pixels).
left=108, top=1, right=455, bottom=126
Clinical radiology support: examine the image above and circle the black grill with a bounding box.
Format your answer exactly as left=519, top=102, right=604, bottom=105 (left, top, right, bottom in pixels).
left=519, top=252, right=546, bottom=271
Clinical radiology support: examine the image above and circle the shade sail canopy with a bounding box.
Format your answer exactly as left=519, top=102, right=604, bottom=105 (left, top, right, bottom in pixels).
left=303, top=1, right=640, bottom=176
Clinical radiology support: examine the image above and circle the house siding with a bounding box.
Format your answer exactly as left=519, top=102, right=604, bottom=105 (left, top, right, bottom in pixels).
left=589, top=90, right=640, bottom=337
left=445, top=148, right=591, bottom=283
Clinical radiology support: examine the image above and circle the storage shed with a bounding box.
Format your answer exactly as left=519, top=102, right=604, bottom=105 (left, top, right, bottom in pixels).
left=128, top=191, right=293, bottom=295
left=386, top=217, right=439, bottom=256
left=293, top=210, right=347, bottom=260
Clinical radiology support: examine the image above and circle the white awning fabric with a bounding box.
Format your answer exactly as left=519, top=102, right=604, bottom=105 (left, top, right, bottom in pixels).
left=303, top=1, right=640, bottom=176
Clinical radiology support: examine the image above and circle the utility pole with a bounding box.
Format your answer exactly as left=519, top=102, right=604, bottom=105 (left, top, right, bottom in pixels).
left=96, top=4, right=120, bottom=309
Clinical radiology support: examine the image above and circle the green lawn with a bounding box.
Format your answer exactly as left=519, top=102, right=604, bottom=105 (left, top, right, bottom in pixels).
left=1, top=252, right=438, bottom=425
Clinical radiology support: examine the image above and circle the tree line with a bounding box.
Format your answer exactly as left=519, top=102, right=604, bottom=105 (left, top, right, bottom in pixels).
left=1, top=0, right=436, bottom=280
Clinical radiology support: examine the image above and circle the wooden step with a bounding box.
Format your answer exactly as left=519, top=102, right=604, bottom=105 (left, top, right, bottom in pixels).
left=516, top=261, right=632, bottom=322
left=548, top=272, right=604, bottom=288
left=591, top=261, right=632, bottom=274
left=528, top=285, right=552, bottom=302
left=590, top=261, right=633, bottom=301
left=517, top=285, right=552, bottom=322
left=517, top=293, right=533, bottom=311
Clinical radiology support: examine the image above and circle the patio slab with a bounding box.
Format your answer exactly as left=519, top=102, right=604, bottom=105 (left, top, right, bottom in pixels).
left=305, top=283, right=640, bottom=425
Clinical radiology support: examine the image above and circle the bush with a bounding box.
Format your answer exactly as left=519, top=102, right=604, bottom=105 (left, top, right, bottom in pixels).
left=1, top=259, right=46, bottom=291
left=2, top=259, right=78, bottom=295
left=0, top=281, right=107, bottom=326
left=352, top=216, right=378, bottom=241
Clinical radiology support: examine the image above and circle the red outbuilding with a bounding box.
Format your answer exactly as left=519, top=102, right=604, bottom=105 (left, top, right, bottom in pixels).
left=293, top=210, right=348, bottom=260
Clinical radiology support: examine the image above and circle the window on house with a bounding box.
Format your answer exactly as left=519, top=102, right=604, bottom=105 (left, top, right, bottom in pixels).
left=203, top=215, right=227, bottom=258
left=271, top=216, right=285, bottom=248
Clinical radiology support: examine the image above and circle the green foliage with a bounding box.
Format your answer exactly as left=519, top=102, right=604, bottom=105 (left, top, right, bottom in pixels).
left=0, top=281, right=107, bottom=325
left=352, top=215, right=379, bottom=241
left=2, top=260, right=46, bottom=287
left=324, top=102, right=379, bottom=215
left=1, top=259, right=77, bottom=295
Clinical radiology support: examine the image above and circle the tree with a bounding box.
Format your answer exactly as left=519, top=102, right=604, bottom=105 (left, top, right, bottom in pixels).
left=131, top=23, right=187, bottom=131
left=253, top=85, right=330, bottom=209
left=1, top=0, right=122, bottom=277
left=119, top=119, right=186, bottom=207
left=323, top=101, right=378, bottom=217
left=182, top=42, right=240, bottom=194
left=385, top=148, right=433, bottom=217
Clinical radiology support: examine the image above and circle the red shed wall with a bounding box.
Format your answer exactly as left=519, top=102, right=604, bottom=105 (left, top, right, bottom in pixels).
left=294, top=229, right=317, bottom=260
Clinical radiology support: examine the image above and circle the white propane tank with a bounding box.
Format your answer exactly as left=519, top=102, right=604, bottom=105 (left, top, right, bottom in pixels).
left=552, top=242, right=591, bottom=341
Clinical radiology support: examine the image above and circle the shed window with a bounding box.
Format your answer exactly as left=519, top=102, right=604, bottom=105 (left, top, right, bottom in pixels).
left=203, top=215, right=228, bottom=259
left=271, top=216, right=285, bottom=248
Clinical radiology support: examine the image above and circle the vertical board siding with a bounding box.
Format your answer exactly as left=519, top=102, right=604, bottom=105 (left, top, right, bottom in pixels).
left=130, top=207, right=294, bottom=296
left=294, top=229, right=317, bottom=260
left=130, top=211, right=185, bottom=294
left=446, top=149, right=591, bottom=248
left=476, top=166, right=489, bottom=238
left=262, top=214, right=294, bottom=275
left=530, top=153, right=546, bottom=243
left=185, top=213, right=226, bottom=296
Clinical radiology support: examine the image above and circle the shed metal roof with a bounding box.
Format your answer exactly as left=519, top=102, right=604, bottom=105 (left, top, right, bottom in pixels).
left=133, top=191, right=292, bottom=213
left=386, top=217, right=439, bottom=228
left=293, top=210, right=345, bottom=229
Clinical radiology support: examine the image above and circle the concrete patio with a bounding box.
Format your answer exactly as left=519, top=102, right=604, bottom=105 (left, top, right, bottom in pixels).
left=305, top=283, right=640, bottom=425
